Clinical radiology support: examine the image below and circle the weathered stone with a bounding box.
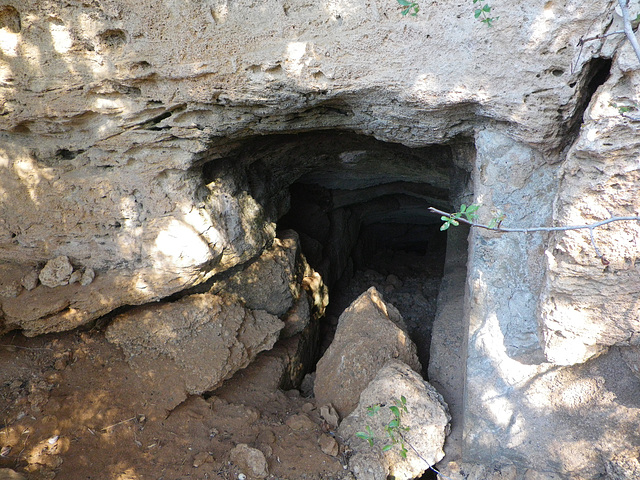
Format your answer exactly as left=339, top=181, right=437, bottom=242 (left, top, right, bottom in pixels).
left=319, top=404, right=339, bottom=429
left=285, top=413, right=317, bottom=431
left=38, top=256, right=73, bottom=288
left=79, top=268, right=95, bottom=286
left=20, top=269, right=39, bottom=291
left=280, top=293, right=311, bottom=338
left=67, top=270, right=82, bottom=285
left=338, top=360, right=450, bottom=480
left=318, top=434, right=339, bottom=457
left=314, top=287, right=420, bottom=418
left=105, top=293, right=283, bottom=412
left=210, top=231, right=305, bottom=317
left=230, top=444, right=269, bottom=479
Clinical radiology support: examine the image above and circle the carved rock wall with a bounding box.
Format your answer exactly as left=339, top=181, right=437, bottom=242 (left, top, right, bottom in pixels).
left=1, top=0, right=640, bottom=478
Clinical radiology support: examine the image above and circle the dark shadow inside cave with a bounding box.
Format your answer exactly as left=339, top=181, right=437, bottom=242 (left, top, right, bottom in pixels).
left=200, top=129, right=472, bottom=380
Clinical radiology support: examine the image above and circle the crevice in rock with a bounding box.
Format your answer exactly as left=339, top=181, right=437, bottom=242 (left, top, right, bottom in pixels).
left=560, top=56, right=613, bottom=149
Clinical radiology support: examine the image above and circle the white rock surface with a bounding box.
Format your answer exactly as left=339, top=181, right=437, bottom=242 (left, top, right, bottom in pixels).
left=338, top=360, right=450, bottom=480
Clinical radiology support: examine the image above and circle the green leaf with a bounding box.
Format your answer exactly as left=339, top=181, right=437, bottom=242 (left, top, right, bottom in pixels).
left=460, top=204, right=467, bottom=212
left=389, top=406, right=400, bottom=418
left=440, top=223, right=450, bottom=231
left=467, top=204, right=480, bottom=213
left=483, top=4, right=491, bottom=12
left=388, top=419, right=399, bottom=429
left=397, top=0, right=412, bottom=5
left=400, top=395, right=407, bottom=405
left=400, top=447, right=408, bottom=459
left=450, top=219, right=459, bottom=226
left=475, top=9, right=482, bottom=18
left=382, top=444, right=393, bottom=452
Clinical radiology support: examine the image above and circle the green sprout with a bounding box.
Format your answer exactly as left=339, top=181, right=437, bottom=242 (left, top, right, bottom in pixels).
left=473, top=0, right=498, bottom=26
left=397, top=0, right=419, bottom=16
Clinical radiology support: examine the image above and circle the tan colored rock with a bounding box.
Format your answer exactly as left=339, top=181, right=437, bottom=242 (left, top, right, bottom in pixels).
left=314, top=287, right=421, bottom=418
left=210, top=231, right=306, bottom=317
left=285, top=413, right=317, bottom=431
left=20, top=269, right=39, bottom=291
left=38, top=256, right=73, bottom=288
left=318, top=434, right=339, bottom=457
left=319, top=404, right=339, bottom=429
left=339, top=360, right=450, bottom=480
left=105, top=293, right=283, bottom=412
left=230, top=444, right=269, bottom=479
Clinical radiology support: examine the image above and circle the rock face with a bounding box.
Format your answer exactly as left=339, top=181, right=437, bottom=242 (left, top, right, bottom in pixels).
left=1, top=0, right=640, bottom=478
left=210, top=230, right=307, bottom=317
left=314, top=287, right=421, bottom=418
left=338, top=360, right=450, bottom=480
left=105, top=293, right=283, bottom=412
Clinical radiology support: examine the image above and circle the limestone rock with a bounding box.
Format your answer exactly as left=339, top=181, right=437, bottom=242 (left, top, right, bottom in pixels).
left=230, top=444, right=269, bottom=479
left=280, top=293, right=311, bottom=338
left=338, top=360, right=450, bottom=480
left=38, top=256, right=73, bottom=288
left=210, top=231, right=306, bottom=317
left=20, top=269, right=39, bottom=291
left=79, top=268, right=95, bottom=286
left=105, top=293, right=283, bottom=412
left=314, top=287, right=421, bottom=418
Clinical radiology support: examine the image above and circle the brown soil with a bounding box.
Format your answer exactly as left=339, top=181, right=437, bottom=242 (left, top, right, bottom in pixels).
left=0, top=329, right=350, bottom=480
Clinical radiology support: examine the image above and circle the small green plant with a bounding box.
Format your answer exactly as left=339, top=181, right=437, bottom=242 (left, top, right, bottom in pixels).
left=355, top=396, right=411, bottom=459
left=610, top=101, right=638, bottom=115
left=397, top=0, right=419, bottom=16
left=473, top=0, right=498, bottom=26
left=440, top=203, right=479, bottom=231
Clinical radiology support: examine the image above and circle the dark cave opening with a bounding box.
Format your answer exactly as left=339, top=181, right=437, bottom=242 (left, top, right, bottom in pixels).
left=201, top=129, right=470, bottom=380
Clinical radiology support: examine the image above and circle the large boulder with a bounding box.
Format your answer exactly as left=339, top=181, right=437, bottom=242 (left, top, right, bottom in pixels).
left=105, top=292, right=283, bottom=412
left=314, top=287, right=421, bottom=418
left=338, top=360, right=450, bottom=480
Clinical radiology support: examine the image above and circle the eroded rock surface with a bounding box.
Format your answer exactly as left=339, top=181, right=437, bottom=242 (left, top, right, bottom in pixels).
left=338, top=360, right=450, bottom=480
left=105, top=292, right=283, bottom=412
left=314, top=287, right=421, bottom=418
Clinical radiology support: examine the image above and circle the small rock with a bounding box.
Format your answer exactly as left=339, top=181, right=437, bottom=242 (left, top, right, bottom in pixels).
left=318, top=434, right=339, bottom=457
left=192, top=451, right=212, bottom=468
left=80, top=268, right=95, bottom=286
left=39, top=256, right=73, bottom=288
left=286, top=413, right=317, bottom=431
left=21, top=269, right=39, bottom=291
left=68, top=270, right=82, bottom=285
left=230, top=444, right=269, bottom=479
left=302, top=402, right=315, bottom=414
left=320, top=404, right=340, bottom=429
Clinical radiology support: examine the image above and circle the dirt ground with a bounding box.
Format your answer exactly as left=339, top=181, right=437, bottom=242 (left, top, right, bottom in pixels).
left=0, top=329, right=350, bottom=480
left=0, top=248, right=442, bottom=480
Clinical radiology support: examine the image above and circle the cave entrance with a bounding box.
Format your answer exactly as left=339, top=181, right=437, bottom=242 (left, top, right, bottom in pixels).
left=204, top=129, right=472, bottom=377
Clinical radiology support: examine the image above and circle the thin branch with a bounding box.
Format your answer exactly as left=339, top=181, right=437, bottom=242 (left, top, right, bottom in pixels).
left=618, top=0, right=640, bottom=63
left=578, top=30, right=625, bottom=45
left=429, top=207, right=640, bottom=234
